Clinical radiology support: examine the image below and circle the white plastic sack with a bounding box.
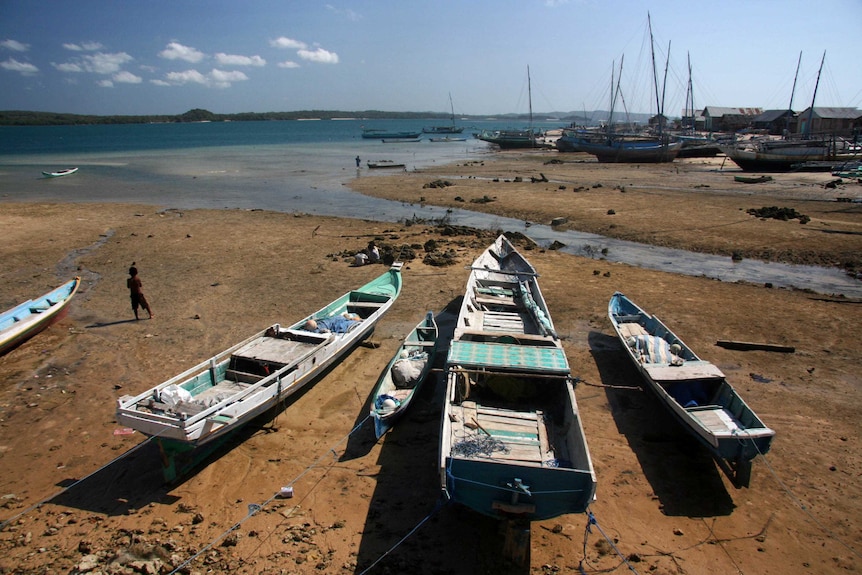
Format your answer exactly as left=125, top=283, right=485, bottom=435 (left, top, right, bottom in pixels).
left=159, top=384, right=193, bottom=407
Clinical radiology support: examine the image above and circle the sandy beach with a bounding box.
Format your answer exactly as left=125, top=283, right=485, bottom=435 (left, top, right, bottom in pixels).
left=1, top=151, right=861, bottom=574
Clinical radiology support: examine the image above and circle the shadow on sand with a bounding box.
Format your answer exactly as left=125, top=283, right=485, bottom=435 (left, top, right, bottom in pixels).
left=588, top=330, right=735, bottom=517
left=350, top=299, right=531, bottom=574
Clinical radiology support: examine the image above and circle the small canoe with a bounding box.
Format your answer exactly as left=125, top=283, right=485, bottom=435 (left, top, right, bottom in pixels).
left=116, top=263, right=403, bottom=481
left=367, top=160, right=406, bottom=169
left=608, top=291, right=775, bottom=487
left=42, top=167, right=78, bottom=178
left=0, top=277, right=81, bottom=355
left=370, top=311, right=439, bottom=438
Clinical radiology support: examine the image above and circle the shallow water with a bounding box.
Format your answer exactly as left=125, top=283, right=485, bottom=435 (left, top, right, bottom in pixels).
left=1, top=132, right=859, bottom=298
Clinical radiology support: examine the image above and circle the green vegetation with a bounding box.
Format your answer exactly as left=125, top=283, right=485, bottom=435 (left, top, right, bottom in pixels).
left=0, top=108, right=424, bottom=126
left=0, top=109, right=580, bottom=126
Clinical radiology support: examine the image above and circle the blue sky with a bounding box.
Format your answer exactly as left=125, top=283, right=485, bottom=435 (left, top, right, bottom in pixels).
left=1, top=0, right=861, bottom=117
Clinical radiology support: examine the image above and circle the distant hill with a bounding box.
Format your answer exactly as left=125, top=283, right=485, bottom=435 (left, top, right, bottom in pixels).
left=0, top=108, right=662, bottom=126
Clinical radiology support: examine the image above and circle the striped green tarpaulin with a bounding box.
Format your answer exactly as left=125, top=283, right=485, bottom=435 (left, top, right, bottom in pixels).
left=447, top=340, right=569, bottom=374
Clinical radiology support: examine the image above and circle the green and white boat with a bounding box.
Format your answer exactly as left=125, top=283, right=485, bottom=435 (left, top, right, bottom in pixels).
left=116, top=263, right=402, bottom=480
left=439, top=235, right=596, bottom=520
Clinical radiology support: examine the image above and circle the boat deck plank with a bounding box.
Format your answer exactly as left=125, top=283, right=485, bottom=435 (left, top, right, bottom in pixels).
left=451, top=402, right=553, bottom=464
left=234, top=337, right=319, bottom=365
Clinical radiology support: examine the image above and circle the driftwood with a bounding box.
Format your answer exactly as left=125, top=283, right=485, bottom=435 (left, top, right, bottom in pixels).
left=716, top=340, right=795, bottom=353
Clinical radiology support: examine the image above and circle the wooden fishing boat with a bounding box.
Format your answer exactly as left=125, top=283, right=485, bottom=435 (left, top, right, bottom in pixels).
left=0, top=277, right=81, bottom=356
left=41, top=167, right=78, bottom=178
left=367, top=160, right=406, bottom=169
left=361, top=128, right=421, bottom=140
left=116, top=263, right=403, bottom=480
left=370, top=311, right=439, bottom=438
left=608, top=291, right=775, bottom=487
left=439, top=235, right=596, bottom=521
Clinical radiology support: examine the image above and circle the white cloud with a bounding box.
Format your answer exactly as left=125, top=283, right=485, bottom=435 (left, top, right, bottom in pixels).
left=98, top=79, right=114, bottom=88
left=278, top=60, right=300, bottom=69
left=325, top=5, right=362, bottom=21
left=215, top=53, right=266, bottom=67
left=271, top=37, right=307, bottom=50
left=1, top=39, right=30, bottom=52
left=82, top=52, right=133, bottom=74
left=162, top=68, right=248, bottom=88
left=114, top=70, right=142, bottom=84
left=159, top=42, right=205, bottom=63
left=298, top=47, right=339, bottom=64
left=63, top=42, right=104, bottom=52
left=150, top=79, right=170, bottom=86
left=1, top=58, right=39, bottom=74
left=53, top=62, right=82, bottom=72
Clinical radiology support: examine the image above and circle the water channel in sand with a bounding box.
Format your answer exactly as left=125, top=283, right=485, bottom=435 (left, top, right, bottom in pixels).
left=1, top=143, right=859, bottom=298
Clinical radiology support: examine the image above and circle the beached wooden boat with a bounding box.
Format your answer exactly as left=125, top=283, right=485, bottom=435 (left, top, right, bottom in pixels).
left=370, top=311, right=439, bottom=438
left=41, top=167, right=78, bottom=178
left=608, top=292, right=775, bottom=487
left=116, top=263, right=403, bottom=480
left=0, top=277, right=80, bottom=356
left=439, top=235, right=596, bottom=521
left=367, top=160, right=406, bottom=169
left=428, top=136, right=467, bottom=142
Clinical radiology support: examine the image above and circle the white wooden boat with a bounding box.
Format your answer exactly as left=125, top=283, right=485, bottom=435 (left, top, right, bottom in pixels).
left=439, top=235, right=596, bottom=520
left=116, top=264, right=402, bottom=480
left=370, top=311, right=439, bottom=438
left=0, top=277, right=80, bottom=355
left=608, top=291, right=775, bottom=487
left=41, top=167, right=78, bottom=178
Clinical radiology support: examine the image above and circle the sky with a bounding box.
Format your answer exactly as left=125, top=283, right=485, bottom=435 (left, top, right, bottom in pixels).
left=1, top=0, right=861, bottom=118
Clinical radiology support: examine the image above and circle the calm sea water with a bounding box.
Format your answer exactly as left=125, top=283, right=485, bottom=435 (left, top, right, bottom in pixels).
left=0, top=120, right=859, bottom=296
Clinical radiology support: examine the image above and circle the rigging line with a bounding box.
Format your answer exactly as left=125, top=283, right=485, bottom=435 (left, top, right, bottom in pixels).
left=0, top=430, right=163, bottom=532
left=167, top=414, right=372, bottom=575
left=753, top=446, right=861, bottom=560
left=580, top=510, right=641, bottom=574
left=356, top=498, right=448, bottom=575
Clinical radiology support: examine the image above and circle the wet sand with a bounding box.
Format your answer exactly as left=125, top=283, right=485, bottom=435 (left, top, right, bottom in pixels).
left=0, top=154, right=861, bottom=574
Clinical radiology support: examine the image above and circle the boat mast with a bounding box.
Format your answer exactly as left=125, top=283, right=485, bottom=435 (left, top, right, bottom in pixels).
left=786, top=51, right=802, bottom=136
left=448, top=92, right=455, bottom=126
left=648, top=13, right=661, bottom=132
left=686, top=52, right=694, bottom=131
left=803, top=51, right=826, bottom=138
left=527, top=65, right=533, bottom=135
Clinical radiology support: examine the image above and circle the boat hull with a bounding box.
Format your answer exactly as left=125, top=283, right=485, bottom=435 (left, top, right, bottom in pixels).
left=720, top=139, right=861, bottom=172
left=116, top=264, right=403, bottom=452
left=573, top=137, right=682, bottom=163
left=0, top=277, right=80, bottom=355
left=608, top=292, right=774, bottom=486
left=370, top=311, right=439, bottom=438
left=439, top=235, right=596, bottom=520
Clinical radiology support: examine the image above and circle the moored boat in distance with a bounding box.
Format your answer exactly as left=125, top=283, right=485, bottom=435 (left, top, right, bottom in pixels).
left=439, top=235, right=596, bottom=521
left=42, top=167, right=78, bottom=178
left=367, top=160, right=406, bottom=169
left=116, top=263, right=403, bottom=481
left=361, top=128, right=422, bottom=140
left=608, top=291, right=774, bottom=487
left=0, top=277, right=81, bottom=356
left=370, top=311, right=439, bottom=438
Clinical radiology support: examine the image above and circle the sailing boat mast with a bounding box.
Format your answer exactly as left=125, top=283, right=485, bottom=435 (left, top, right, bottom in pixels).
left=527, top=65, right=533, bottom=135
left=647, top=13, right=670, bottom=136
left=447, top=92, right=455, bottom=127
left=803, top=51, right=826, bottom=138
left=786, top=51, right=802, bottom=136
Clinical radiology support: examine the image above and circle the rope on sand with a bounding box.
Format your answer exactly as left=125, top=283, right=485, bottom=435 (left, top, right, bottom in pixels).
left=0, top=432, right=162, bottom=532
left=167, top=415, right=373, bottom=575
left=574, top=376, right=643, bottom=391
left=579, top=510, right=641, bottom=574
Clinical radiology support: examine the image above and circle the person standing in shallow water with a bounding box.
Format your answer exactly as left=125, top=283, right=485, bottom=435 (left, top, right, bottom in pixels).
left=127, top=265, right=153, bottom=320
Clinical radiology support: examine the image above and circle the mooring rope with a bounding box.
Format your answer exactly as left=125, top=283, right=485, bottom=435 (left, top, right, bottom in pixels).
left=167, top=414, right=372, bottom=575
left=579, top=510, right=640, bottom=574
left=356, top=498, right=448, bottom=575
left=0, top=431, right=163, bottom=531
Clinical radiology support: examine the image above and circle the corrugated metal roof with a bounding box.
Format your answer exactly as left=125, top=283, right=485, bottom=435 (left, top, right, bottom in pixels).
left=798, top=107, right=861, bottom=119
left=702, top=106, right=762, bottom=117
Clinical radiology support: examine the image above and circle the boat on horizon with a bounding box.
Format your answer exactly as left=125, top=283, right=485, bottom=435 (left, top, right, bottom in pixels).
left=116, top=263, right=403, bottom=481
left=361, top=128, right=422, bottom=140
left=439, top=235, right=596, bottom=521
left=41, top=167, right=78, bottom=178
left=422, top=93, right=465, bottom=135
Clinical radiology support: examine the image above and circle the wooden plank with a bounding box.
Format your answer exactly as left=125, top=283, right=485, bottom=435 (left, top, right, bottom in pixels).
left=477, top=406, right=539, bottom=422
left=716, top=339, right=795, bottom=353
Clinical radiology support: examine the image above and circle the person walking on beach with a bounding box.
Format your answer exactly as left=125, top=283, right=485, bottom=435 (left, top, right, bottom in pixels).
left=127, top=265, right=153, bottom=320
left=355, top=155, right=361, bottom=168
